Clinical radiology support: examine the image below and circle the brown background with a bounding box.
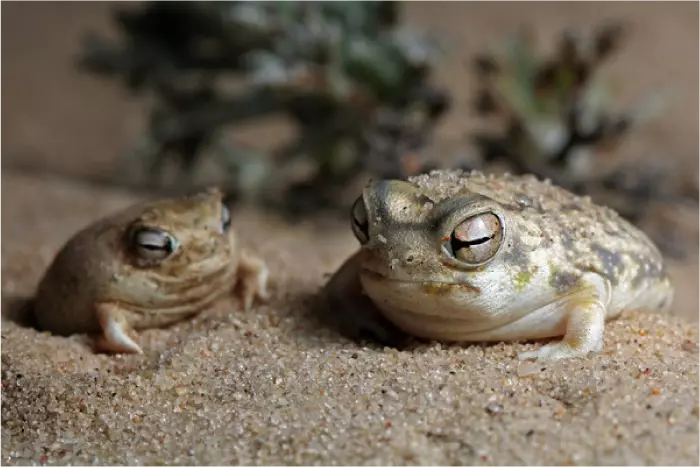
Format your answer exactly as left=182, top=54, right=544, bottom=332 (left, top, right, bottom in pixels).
left=2, top=2, right=698, bottom=173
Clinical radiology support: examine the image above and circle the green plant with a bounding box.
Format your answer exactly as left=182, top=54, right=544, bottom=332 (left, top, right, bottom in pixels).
left=468, top=21, right=678, bottom=221
left=77, top=1, right=450, bottom=215
left=463, top=21, right=700, bottom=257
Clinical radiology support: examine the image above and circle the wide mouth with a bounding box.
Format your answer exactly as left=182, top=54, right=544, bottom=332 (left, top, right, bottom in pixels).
left=359, top=267, right=480, bottom=292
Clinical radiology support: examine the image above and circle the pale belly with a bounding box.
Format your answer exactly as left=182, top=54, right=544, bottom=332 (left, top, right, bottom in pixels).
left=358, top=271, right=674, bottom=344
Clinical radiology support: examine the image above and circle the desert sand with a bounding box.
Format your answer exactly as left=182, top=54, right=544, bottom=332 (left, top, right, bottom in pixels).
left=2, top=2, right=698, bottom=466
left=1, top=173, right=698, bottom=465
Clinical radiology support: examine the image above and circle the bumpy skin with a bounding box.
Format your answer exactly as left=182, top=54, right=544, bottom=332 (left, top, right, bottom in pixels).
left=33, top=188, right=269, bottom=354
left=323, top=169, right=674, bottom=361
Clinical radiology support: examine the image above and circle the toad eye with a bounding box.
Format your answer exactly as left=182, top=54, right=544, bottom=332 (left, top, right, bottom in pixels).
left=221, top=203, right=231, bottom=231
left=351, top=196, right=369, bottom=245
left=442, top=212, right=503, bottom=267
left=132, top=228, right=179, bottom=261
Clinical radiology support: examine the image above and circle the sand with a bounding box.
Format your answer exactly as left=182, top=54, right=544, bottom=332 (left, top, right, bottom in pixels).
left=1, top=173, right=698, bottom=466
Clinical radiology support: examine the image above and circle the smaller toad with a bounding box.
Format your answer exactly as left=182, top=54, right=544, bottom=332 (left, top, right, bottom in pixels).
left=33, top=187, right=269, bottom=354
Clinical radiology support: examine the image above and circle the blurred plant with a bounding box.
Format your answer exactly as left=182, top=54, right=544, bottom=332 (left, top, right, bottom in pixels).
left=77, top=1, right=450, bottom=215
left=466, top=21, right=686, bottom=224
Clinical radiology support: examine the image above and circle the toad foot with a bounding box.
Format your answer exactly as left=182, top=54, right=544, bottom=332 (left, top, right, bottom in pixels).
left=237, top=249, right=270, bottom=311
left=94, top=303, right=143, bottom=354
left=518, top=276, right=608, bottom=362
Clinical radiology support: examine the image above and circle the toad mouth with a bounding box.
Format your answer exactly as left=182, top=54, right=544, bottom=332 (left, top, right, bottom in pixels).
left=359, top=267, right=481, bottom=293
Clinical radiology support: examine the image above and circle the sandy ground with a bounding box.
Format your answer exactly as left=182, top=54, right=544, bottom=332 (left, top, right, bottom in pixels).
left=1, top=2, right=699, bottom=466
left=1, top=173, right=699, bottom=466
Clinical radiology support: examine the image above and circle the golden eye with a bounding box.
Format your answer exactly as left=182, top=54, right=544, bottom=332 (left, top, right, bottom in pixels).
left=443, top=212, right=503, bottom=266
left=351, top=196, right=369, bottom=245
left=131, top=228, right=179, bottom=261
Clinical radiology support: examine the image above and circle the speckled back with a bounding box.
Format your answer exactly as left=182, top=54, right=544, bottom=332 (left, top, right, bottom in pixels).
left=407, top=169, right=670, bottom=303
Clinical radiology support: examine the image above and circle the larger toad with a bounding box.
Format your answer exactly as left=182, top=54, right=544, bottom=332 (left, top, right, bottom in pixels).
left=33, top=187, right=269, bottom=354
left=323, top=169, right=674, bottom=361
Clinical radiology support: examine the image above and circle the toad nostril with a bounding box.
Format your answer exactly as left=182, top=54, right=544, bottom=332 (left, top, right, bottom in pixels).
left=405, top=255, right=415, bottom=264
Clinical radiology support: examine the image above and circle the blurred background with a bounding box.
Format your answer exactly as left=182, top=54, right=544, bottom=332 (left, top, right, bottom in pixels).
left=2, top=1, right=698, bottom=318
